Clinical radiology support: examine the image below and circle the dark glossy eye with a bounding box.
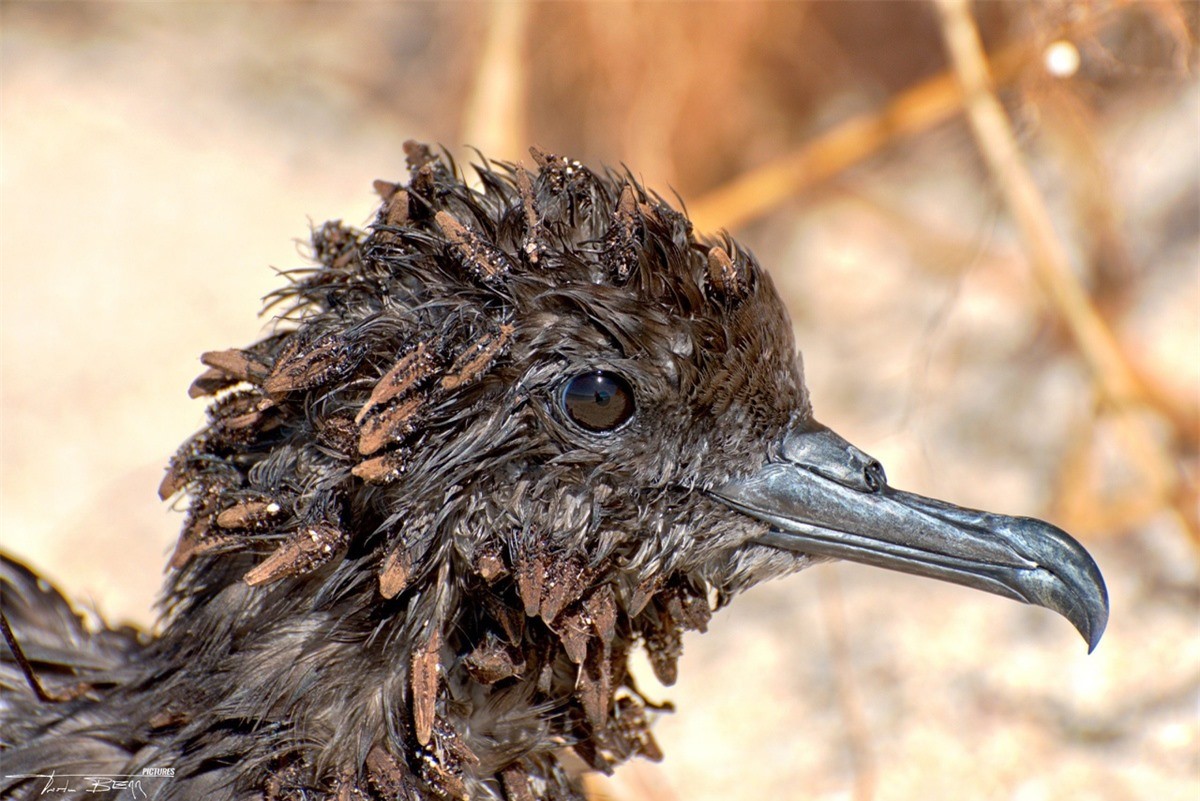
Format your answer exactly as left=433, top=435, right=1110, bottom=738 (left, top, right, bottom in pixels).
left=560, top=371, right=635, bottom=432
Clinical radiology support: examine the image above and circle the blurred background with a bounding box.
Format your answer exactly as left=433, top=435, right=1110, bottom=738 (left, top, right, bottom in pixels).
left=1, top=2, right=1196, bottom=799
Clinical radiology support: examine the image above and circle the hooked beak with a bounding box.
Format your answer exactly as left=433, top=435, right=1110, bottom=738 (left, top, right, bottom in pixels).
left=712, top=424, right=1109, bottom=652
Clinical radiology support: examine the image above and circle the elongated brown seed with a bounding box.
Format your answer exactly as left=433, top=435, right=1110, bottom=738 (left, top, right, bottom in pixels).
left=441, top=324, right=514, bottom=391
left=707, top=244, right=748, bottom=299
left=356, top=342, right=436, bottom=425
left=411, top=626, right=441, bottom=746
left=434, top=211, right=513, bottom=283
left=358, top=395, right=423, bottom=456
left=243, top=524, right=348, bottom=586
left=216, top=500, right=283, bottom=530
left=200, top=348, right=271, bottom=383
left=263, top=332, right=355, bottom=395
left=378, top=544, right=414, bottom=599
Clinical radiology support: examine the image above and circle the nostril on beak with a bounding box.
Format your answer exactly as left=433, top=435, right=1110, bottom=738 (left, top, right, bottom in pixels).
left=864, top=460, right=886, bottom=492
left=780, top=424, right=887, bottom=494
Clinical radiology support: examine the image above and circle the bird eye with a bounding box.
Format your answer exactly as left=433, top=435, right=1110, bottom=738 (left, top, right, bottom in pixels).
left=560, top=371, right=635, bottom=432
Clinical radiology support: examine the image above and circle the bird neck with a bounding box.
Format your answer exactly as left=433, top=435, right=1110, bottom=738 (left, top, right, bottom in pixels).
left=149, top=519, right=713, bottom=798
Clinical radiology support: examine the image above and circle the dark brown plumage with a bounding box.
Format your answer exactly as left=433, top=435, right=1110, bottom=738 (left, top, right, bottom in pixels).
left=1, top=143, right=1107, bottom=800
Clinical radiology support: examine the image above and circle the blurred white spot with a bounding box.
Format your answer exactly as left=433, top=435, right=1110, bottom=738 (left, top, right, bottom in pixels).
left=1044, top=41, right=1081, bottom=77
left=1154, top=721, right=1196, bottom=751
left=1012, top=778, right=1051, bottom=801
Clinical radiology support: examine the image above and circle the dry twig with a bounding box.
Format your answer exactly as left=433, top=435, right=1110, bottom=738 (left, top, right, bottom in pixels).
left=461, top=0, right=531, bottom=162
left=688, top=42, right=1029, bottom=232
left=933, top=0, right=1196, bottom=542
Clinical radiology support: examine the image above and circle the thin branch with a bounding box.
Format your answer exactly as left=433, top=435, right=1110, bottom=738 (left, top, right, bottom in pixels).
left=688, top=42, right=1029, bottom=232
left=461, top=0, right=531, bottom=163
left=933, top=0, right=1196, bottom=542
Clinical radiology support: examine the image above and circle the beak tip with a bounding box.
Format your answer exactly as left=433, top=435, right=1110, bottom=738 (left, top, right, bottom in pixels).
left=1081, top=591, right=1109, bottom=655
left=1055, top=556, right=1108, bottom=654
left=1080, top=617, right=1104, bottom=654
left=1001, top=514, right=1109, bottom=655
left=1061, top=535, right=1110, bottom=655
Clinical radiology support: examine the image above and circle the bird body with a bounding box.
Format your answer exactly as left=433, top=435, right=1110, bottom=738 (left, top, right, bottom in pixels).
left=1, top=143, right=1107, bottom=800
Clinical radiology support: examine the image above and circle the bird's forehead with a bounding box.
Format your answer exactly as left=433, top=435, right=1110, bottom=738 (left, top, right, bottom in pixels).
left=513, top=280, right=682, bottom=362
left=508, top=251, right=809, bottom=439
left=512, top=254, right=793, bottom=362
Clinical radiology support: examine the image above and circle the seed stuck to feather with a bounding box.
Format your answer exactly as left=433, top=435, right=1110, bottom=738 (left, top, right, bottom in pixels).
left=603, top=184, right=642, bottom=282
left=434, top=211, right=514, bottom=283
left=365, top=745, right=420, bottom=800
left=613, top=696, right=664, bottom=762
left=464, top=634, right=526, bottom=685
left=403, top=140, right=440, bottom=172
left=263, top=332, right=360, bottom=396
left=169, top=533, right=238, bottom=571
left=310, top=221, right=364, bottom=273
left=373, top=179, right=399, bottom=200
left=188, top=368, right=236, bottom=399
left=514, top=547, right=547, bottom=619
left=358, top=395, right=423, bottom=456
left=357, top=343, right=437, bottom=425
left=501, top=769, right=535, bottom=801
left=242, top=524, right=348, bottom=587
left=585, top=585, right=618, bottom=643
left=664, top=583, right=712, bottom=633
left=223, top=407, right=275, bottom=433
left=417, top=718, right=477, bottom=801
left=378, top=544, right=414, bottom=599
left=484, top=594, right=525, bottom=645
left=515, top=168, right=541, bottom=264
left=538, top=554, right=592, bottom=623
left=215, top=500, right=283, bottom=530
left=374, top=180, right=411, bottom=229
left=314, top=415, right=360, bottom=458
left=411, top=626, right=441, bottom=746
left=627, top=573, right=663, bottom=617
left=643, top=617, right=683, bottom=686
left=529, top=146, right=588, bottom=195
left=578, top=646, right=614, bottom=730
left=441, top=324, right=514, bottom=391
left=473, top=541, right=507, bottom=583
left=158, top=461, right=187, bottom=501
left=352, top=451, right=409, bottom=485
left=706, top=243, right=748, bottom=299
left=189, top=349, right=272, bottom=398
left=551, top=608, right=590, bottom=665
left=201, top=348, right=272, bottom=383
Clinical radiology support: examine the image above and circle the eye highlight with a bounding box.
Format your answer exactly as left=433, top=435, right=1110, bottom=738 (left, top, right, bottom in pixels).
left=560, top=371, right=635, bottom=432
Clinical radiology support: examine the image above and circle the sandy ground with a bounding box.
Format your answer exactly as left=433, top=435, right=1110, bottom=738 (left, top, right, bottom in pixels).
left=2, top=5, right=1197, bottom=801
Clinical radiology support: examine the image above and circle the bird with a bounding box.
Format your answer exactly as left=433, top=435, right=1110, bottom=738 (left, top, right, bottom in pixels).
left=1, top=142, right=1108, bottom=801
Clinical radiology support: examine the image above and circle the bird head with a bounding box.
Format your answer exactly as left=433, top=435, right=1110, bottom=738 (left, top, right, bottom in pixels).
left=158, top=143, right=1107, bottom=798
